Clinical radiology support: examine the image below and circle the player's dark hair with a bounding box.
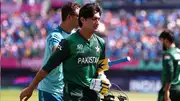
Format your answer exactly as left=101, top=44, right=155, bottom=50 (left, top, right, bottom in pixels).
left=159, top=30, right=175, bottom=43
left=78, top=3, right=102, bottom=27
left=61, top=2, right=81, bottom=21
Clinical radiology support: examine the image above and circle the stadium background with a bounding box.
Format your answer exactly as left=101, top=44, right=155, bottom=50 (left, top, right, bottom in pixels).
left=1, top=0, right=180, bottom=101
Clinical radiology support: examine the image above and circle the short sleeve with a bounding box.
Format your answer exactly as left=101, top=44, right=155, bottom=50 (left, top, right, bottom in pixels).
left=48, top=32, right=63, bottom=50
left=163, top=53, right=174, bottom=83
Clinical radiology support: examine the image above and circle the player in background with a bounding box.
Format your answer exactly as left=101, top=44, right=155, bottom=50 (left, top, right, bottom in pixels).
left=20, top=2, right=81, bottom=101
left=158, top=30, right=180, bottom=101
left=20, top=3, right=111, bottom=101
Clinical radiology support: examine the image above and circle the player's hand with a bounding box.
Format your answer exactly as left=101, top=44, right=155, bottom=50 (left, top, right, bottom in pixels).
left=164, top=97, right=171, bottom=101
left=20, top=87, right=33, bottom=101
left=89, top=78, right=111, bottom=95
left=164, top=91, right=171, bottom=101
left=98, top=73, right=111, bottom=88
left=98, top=58, right=110, bottom=73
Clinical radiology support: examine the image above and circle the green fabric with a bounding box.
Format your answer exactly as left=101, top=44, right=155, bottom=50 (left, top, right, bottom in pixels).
left=43, top=30, right=106, bottom=88
left=63, top=83, right=100, bottom=101
left=161, top=47, right=180, bottom=90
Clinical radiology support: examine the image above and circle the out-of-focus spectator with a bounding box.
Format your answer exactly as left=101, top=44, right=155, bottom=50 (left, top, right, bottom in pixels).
left=1, top=2, right=180, bottom=61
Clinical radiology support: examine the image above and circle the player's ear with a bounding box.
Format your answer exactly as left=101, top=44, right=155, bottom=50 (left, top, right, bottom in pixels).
left=80, top=17, right=85, bottom=24
left=67, top=15, right=72, bottom=20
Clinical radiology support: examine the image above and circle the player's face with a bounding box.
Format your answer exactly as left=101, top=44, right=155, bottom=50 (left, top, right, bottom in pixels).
left=71, top=8, right=80, bottom=28
left=84, top=12, right=100, bottom=32
left=160, top=38, right=167, bottom=50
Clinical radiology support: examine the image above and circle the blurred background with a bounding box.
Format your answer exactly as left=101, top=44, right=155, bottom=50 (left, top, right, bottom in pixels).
left=1, top=0, right=180, bottom=101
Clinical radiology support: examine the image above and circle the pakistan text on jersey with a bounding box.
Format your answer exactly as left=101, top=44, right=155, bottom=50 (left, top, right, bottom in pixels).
left=78, top=57, right=99, bottom=64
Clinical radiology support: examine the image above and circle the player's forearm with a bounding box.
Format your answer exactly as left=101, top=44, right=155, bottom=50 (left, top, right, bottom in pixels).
left=164, top=83, right=171, bottom=97
left=28, top=69, right=48, bottom=89
left=52, top=45, right=58, bottom=52
left=165, top=83, right=171, bottom=91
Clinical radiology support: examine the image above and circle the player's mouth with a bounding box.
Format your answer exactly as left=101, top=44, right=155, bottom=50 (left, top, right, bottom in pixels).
left=94, top=25, right=99, bottom=29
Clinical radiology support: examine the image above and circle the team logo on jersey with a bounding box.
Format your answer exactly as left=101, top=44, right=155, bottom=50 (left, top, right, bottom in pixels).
left=57, top=45, right=62, bottom=50
left=77, top=44, right=83, bottom=50
left=77, top=44, right=84, bottom=53
left=95, top=46, right=100, bottom=52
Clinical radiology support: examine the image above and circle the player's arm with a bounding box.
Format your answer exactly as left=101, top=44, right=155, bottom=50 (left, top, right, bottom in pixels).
left=20, top=39, right=70, bottom=101
left=163, top=53, right=174, bottom=101
left=43, top=39, right=70, bottom=72
left=164, top=83, right=171, bottom=101
left=52, top=46, right=58, bottom=52
left=26, top=40, right=70, bottom=89
left=20, top=69, right=48, bottom=101
left=28, top=34, right=64, bottom=88
left=49, top=32, right=64, bottom=52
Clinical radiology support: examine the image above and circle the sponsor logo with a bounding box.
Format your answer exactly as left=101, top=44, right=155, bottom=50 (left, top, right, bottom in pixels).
left=129, top=80, right=161, bottom=92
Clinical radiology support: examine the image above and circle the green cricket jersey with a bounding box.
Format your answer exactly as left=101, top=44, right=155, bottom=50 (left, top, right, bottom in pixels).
left=43, top=30, right=105, bottom=87
left=161, top=47, right=180, bottom=90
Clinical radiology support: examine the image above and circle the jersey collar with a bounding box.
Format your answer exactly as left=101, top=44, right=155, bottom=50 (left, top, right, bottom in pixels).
left=58, top=26, right=71, bottom=34
left=76, top=30, right=95, bottom=44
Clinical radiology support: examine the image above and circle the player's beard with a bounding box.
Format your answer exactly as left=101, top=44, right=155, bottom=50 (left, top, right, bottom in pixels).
left=163, top=43, right=167, bottom=51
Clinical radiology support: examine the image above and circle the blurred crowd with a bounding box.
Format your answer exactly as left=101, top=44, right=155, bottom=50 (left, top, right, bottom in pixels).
left=1, top=2, right=180, bottom=60
left=103, top=9, right=180, bottom=60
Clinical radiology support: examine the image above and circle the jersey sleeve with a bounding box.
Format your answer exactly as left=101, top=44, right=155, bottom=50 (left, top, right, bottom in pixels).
left=43, top=39, right=70, bottom=73
left=48, top=32, right=63, bottom=50
left=163, top=53, right=174, bottom=83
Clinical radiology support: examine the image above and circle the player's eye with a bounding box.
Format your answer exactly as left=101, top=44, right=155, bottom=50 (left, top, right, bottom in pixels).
left=92, top=17, right=100, bottom=21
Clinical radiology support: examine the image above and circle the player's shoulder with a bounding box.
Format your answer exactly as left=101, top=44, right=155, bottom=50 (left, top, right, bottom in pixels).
left=93, top=33, right=105, bottom=44
left=47, top=27, right=64, bottom=39
left=163, top=50, right=173, bottom=60
left=164, top=47, right=180, bottom=60
left=176, top=47, right=180, bottom=53
left=163, top=53, right=172, bottom=60
left=65, top=30, right=79, bottom=40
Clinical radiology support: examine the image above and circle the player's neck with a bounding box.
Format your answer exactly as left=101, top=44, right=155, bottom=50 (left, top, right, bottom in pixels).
left=170, top=43, right=176, bottom=48
left=79, top=28, right=94, bottom=40
left=60, top=22, right=73, bottom=33
left=167, top=43, right=176, bottom=50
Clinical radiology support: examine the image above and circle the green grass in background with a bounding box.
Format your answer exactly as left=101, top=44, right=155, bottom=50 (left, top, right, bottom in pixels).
left=1, top=89, right=157, bottom=101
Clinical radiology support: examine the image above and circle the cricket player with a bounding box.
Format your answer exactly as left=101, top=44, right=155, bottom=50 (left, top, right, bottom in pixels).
left=20, top=2, right=81, bottom=101
left=158, top=30, right=180, bottom=101
left=20, top=3, right=111, bottom=101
